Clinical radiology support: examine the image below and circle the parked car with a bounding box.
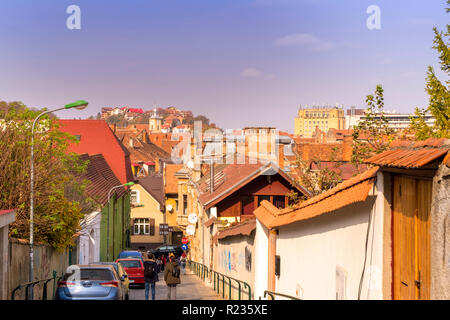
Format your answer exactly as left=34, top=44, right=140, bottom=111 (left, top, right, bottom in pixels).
left=150, top=245, right=183, bottom=259
left=117, top=250, right=144, bottom=262
left=116, top=258, right=145, bottom=288
left=55, top=264, right=127, bottom=300
left=92, top=262, right=129, bottom=300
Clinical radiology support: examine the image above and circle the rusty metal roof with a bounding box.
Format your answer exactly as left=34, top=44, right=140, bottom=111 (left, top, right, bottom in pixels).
left=365, top=138, right=450, bottom=168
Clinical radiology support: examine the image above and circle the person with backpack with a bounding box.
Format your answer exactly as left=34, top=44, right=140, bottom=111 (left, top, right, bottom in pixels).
left=143, top=252, right=158, bottom=300
left=164, top=253, right=181, bottom=300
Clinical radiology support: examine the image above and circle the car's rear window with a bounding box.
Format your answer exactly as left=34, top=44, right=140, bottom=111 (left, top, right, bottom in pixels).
left=63, top=268, right=114, bottom=281
left=118, top=260, right=141, bottom=268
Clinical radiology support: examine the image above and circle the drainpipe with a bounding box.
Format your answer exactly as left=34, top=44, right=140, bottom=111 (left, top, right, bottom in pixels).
left=268, top=229, right=278, bottom=292
left=210, top=159, right=214, bottom=193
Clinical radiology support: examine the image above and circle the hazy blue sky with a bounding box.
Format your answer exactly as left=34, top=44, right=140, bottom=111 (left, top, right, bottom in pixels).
left=0, top=0, right=448, bottom=132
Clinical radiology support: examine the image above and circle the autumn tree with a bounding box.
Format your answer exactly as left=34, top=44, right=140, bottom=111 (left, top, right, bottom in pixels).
left=0, top=101, right=93, bottom=251
left=291, top=146, right=343, bottom=198
left=409, top=1, right=449, bottom=139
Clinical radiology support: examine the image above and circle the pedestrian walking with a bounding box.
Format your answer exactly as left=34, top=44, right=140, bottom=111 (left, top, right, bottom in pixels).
left=180, top=252, right=187, bottom=274
left=143, top=252, right=159, bottom=300
left=164, top=253, right=181, bottom=300
left=156, top=257, right=162, bottom=273
left=161, top=254, right=166, bottom=271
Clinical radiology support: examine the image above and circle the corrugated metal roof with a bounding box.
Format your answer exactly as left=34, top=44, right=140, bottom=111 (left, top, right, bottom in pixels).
left=365, top=138, right=449, bottom=168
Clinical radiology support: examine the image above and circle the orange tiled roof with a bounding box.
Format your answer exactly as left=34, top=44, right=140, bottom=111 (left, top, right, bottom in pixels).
left=164, top=164, right=184, bottom=194
left=254, top=166, right=379, bottom=228
left=213, top=218, right=256, bottom=244
left=365, top=138, right=449, bottom=168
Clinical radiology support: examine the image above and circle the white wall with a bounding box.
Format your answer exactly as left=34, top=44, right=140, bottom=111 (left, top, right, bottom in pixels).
left=253, top=219, right=269, bottom=300
left=275, top=197, right=384, bottom=300
left=78, top=212, right=101, bottom=264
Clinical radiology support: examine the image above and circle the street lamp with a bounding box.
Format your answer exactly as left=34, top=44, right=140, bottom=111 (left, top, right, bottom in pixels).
left=29, top=100, right=88, bottom=299
left=106, top=181, right=135, bottom=261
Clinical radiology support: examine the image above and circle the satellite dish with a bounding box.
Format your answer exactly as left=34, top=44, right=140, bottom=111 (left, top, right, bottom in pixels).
left=166, top=204, right=173, bottom=212
left=186, top=224, right=195, bottom=236
left=188, top=213, right=198, bottom=224
left=187, top=160, right=194, bottom=169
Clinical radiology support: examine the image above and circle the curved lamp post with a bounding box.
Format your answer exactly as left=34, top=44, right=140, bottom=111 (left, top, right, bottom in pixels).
left=29, top=100, right=88, bottom=299
left=106, top=181, right=135, bottom=261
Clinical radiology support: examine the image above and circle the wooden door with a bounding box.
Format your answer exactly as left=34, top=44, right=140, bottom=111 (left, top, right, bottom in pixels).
left=392, top=176, right=431, bottom=300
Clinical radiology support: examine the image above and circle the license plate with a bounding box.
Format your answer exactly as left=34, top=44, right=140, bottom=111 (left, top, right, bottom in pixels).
left=129, top=280, right=134, bottom=283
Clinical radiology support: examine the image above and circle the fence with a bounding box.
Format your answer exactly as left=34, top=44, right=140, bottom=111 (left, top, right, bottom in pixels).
left=11, top=270, right=64, bottom=300
left=188, top=260, right=252, bottom=300
left=263, top=290, right=301, bottom=300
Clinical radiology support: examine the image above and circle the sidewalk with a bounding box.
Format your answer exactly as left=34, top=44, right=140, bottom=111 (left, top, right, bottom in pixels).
left=129, top=270, right=224, bottom=300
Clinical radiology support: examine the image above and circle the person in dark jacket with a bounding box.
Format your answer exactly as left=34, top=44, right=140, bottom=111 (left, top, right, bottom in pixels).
left=164, top=253, right=181, bottom=300
left=143, top=252, right=159, bottom=300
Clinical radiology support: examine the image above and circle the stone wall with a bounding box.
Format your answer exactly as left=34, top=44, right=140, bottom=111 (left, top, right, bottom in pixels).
left=431, top=163, right=450, bottom=299
left=8, top=238, right=72, bottom=300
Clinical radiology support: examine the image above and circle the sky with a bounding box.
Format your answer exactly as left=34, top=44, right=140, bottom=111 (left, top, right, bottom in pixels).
left=0, top=0, right=448, bottom=132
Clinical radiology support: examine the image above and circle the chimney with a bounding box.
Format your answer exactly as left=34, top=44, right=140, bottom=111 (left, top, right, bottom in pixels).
left=278, top=143, right=285, bottom=170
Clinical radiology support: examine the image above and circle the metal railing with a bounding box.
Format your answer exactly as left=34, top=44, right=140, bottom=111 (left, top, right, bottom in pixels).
left=264, top=290, right=301, bottom=300
left=11, top=270, right=63, bottom=300
left=188, top=260, right=252, bottom=300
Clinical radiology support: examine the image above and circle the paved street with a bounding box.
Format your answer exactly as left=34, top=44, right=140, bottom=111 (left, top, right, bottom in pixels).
left=129, top=270, right=223, bottom=300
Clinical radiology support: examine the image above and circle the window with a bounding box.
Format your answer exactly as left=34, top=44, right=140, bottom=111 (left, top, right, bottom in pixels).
left=130, top=190, right=140, bottom=204
left=273, top=196, right=286, bottom=209
left=183, top=195, right=188, bottom=215
left=257, top=195, right=270, bottom=206
left=175, top=199, right=179, bottom=211
left=275, top=255, right=281, bottom=276
left=133, top=218, right=150, bottom=235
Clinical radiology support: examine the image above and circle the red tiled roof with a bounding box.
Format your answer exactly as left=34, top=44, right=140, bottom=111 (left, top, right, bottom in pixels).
left=254, top=166, right=379, bottom=228
left=164, top=164, right=184, bottom=194
left=58, top=120, right=134, bottom=184
left=213, top=218, right=256, bottom=243
left=0, top=209, right=15, bottom=216
left=365, top=138, right=450, bottom=168
left=204, top=216, right=217, bottom=228
left=197, top=161, right=311, bottom=209
left=79, top=153, right=126, bottom=205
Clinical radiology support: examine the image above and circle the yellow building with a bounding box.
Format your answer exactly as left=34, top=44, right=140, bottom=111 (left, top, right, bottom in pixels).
left=129, top=176, right=165, bottom=251
left=294, top=106, right=345, bottom=137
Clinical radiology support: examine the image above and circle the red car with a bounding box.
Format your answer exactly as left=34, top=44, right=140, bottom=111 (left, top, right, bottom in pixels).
left=116, top=258, right=145, bottom=287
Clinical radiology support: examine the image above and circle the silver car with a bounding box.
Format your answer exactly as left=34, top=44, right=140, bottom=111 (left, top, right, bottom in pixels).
left=55, top=264, right=127, bottom=300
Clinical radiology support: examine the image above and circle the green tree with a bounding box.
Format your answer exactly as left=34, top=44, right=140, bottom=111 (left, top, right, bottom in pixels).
left=0, top=101, right=92, bottom=251
left=352, top=85, right=395, bottom=165
left=409, top=1, right=450, bottom=139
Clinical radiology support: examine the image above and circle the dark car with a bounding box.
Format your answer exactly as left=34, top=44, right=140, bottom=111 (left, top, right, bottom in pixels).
left=92, top=262, right=130, bottom=300
left=151, top=245, right=183, bottom=259
left=117, top=250, right=144, bottom=262
left=55, top=264, right=127, bottom=300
